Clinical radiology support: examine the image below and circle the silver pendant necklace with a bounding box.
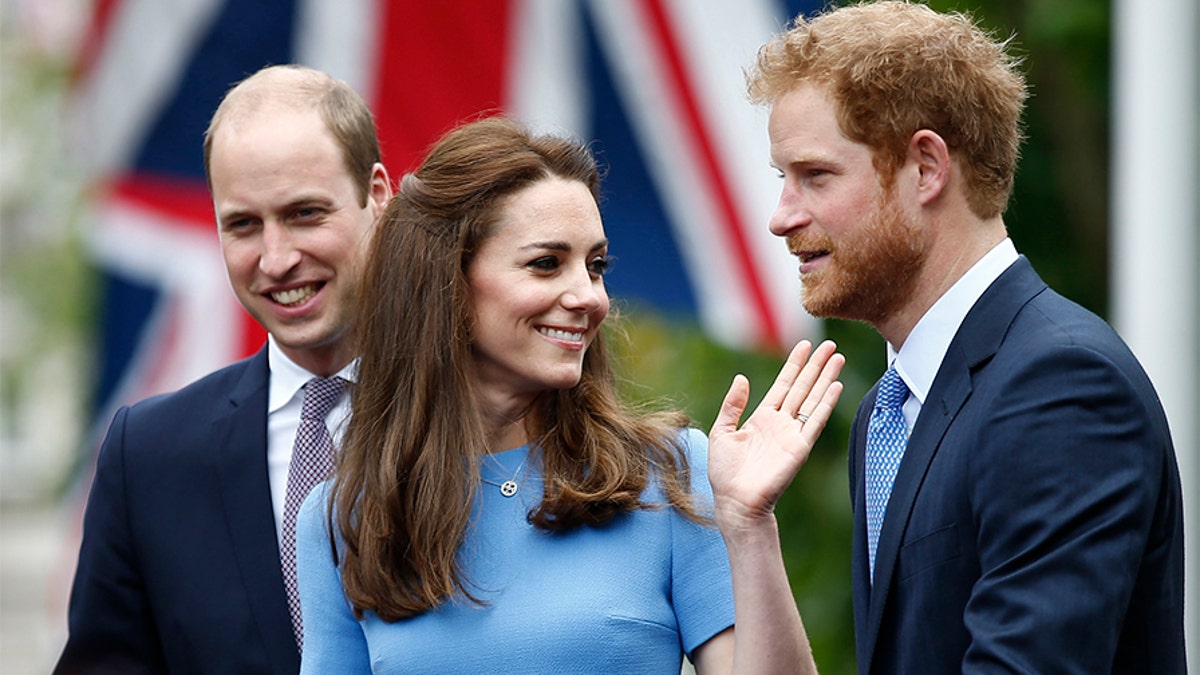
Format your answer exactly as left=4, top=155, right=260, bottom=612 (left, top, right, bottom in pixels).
left=481, top=452, right=529, bottom=498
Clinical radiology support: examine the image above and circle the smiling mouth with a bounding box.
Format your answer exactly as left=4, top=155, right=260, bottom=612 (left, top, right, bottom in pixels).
left=538, top=327, right=585, bottom=343
left=797, top=250, right=829, bottom=263
left=271, top=283, right=320, bottom=306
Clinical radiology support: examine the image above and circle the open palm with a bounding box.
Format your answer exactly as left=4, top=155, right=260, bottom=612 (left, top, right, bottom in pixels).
left=708, top=340, right=845, bottom=528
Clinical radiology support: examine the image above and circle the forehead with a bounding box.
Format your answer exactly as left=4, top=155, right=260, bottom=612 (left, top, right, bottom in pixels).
left=767, top=83, right=856, bottom=158
left=212, top=105, right=333, bottom=160
left=209, top=107, right=351, bottom=205
left=488, top=178, right=604, bottom=245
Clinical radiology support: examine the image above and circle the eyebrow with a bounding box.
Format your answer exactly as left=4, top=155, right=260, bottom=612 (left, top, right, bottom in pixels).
left=522, top=239, right=609, bottom=253
left=773, top=153, right=837, bottom=168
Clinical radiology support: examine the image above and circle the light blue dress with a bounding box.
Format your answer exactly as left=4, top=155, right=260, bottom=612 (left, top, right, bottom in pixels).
left=296, top=427, right=735, bottom=673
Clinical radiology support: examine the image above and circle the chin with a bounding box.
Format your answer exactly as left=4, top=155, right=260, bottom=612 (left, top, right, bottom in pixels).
left=542, top=372, right=584, bottom=391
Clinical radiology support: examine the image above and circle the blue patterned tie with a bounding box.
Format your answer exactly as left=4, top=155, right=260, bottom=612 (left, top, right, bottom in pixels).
left=281, top=376, right=346, bottom=647
left=865, top=367, right=909, bottom=582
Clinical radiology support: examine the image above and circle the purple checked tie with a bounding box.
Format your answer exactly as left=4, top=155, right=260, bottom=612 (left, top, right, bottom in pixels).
left=864, top=366, right=909, bottom=582
left=280, top=376, right=346, bottom=647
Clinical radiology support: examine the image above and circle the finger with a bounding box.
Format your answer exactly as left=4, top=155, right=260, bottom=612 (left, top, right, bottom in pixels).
left=793, top=351, right=846, bottom=426
left=710, top=373, right=751, bottom=438
left=757, top=340, right=814, bottom=412
left=782, top=340, right=841, bottom=416
left=806, top=349, right=846, bottom=407
left=798, top=380, right=845, bottom=446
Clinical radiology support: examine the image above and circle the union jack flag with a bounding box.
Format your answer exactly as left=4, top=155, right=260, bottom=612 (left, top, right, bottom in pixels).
left=73, top=0, right=820, bottom=444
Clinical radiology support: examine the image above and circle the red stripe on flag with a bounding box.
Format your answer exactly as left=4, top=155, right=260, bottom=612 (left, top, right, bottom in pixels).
left=72, top=0, right=123, bottom=83
left=372, top=1, right=513, bottom=175
left=110, top=173, right=215, bottom=231
left=239, top=313, right=268, bottom=362
left=641, top=0, right=780, bottom=349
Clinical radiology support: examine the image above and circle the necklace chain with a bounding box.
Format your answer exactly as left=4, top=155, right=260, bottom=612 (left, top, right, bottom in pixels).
left=481, top=451, right=529, bottom=498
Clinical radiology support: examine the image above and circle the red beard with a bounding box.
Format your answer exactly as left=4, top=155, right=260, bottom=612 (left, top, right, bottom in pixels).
left=794, top=187, right=926, bottom=325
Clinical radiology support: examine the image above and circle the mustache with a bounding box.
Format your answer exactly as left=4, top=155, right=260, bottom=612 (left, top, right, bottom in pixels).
left=786, top=234, right=833, bottom=257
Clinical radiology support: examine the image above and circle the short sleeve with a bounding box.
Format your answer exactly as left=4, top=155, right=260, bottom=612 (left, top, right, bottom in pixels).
left=669, top=428, right=735, bottom=656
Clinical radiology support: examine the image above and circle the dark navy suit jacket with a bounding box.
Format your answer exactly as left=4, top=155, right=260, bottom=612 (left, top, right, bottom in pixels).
left=56, top=348, right=300, bottom=674
left=848, top=258, right=1185, bottom=674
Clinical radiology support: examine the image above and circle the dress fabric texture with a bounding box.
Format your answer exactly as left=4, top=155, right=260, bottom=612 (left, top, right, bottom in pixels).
left=296, top=427, right=735, bottom=674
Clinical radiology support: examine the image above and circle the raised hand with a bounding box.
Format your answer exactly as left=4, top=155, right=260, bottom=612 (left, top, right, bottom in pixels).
left=707, top=340, right=845, bottom=528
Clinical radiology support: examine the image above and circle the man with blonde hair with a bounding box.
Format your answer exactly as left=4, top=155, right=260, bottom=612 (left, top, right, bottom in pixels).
left=749, top=2, right=1184, bottom=672
left=57, top=65, right=391, bottom=674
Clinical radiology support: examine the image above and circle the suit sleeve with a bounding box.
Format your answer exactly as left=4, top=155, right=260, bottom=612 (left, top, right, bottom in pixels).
left=963, top=344, right=1167, bottom=672
left=296, top=483, right=371, bottom=673
left=54, top=407, right=169, bottom=675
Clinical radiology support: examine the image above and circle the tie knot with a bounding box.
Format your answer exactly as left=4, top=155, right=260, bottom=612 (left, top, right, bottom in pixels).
left=300, top=377, right=346, bottom=421
left=875, top=367, right=909, bottom=409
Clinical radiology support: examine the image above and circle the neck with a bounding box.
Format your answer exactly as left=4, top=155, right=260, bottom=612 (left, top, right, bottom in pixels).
left=474, top=387, right=535, bottom=452
left=490, top=420, right=530, bottom=452
left=280, top=342, right=354, bottom=378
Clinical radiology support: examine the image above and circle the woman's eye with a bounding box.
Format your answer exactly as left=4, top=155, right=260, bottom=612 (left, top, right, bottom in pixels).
left=588, top=255, right=613, bottom=277
left=528, top=256, right=559, bottom=271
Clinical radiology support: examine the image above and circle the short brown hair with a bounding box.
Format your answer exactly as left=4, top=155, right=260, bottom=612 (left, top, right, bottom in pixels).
left=748, top=1, right=1027, bottom=218
left=202, top=64, right=381, bottom=206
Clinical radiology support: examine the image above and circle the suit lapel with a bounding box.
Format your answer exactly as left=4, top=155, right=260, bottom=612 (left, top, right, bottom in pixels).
left=212, top=348, right=302, bottom=672
left=858, top=258, right=1048, bottom=671
left=848, top=397, right=874, bottom=669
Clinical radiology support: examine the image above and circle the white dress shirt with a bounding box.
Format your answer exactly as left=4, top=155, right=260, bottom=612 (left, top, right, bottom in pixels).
left=887, top=238, right=1019, bottom=434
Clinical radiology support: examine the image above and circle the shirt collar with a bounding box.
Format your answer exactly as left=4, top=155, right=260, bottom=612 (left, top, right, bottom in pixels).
left=888, top=238, right=1018, bottom=404
left=266, top=335, right=359, bottom=413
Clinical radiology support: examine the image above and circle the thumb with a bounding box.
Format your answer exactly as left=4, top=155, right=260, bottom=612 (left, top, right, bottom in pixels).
left=711, top=374, right=750, bottom=439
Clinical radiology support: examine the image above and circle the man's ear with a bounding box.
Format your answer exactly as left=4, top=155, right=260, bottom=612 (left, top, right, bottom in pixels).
left=908, top=129, right=950, bottom=205
left=368, top=162, right=392, bottom=214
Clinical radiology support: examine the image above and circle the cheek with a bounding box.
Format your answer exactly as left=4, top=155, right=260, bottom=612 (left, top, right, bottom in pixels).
left=591, top=290, right=611, bottom=326
left=825, top=200, right=870, bottom=234
left=221, top=243, right=257, bottom=282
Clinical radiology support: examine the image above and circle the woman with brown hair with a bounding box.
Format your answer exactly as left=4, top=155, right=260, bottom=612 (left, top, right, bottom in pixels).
left=296, top=116, right=842, bottom=673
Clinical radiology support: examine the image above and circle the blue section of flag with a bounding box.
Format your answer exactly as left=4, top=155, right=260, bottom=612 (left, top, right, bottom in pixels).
left=781, top=0, right=818, bottom=25
left=133, top=0, right=298, bottom=179
left=94, top=272, right=158, bottom=414
left=581, top=6, right=696, bottom=315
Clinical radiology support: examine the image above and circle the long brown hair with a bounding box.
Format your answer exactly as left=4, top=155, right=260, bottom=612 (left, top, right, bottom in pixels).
left=333, top=116, right=701, bottom=622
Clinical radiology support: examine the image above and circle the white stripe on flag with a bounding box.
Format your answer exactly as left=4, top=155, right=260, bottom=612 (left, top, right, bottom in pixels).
left=506, top=0, right=590, bottom=138
left=587, top=0, right=763, bottom=348
left=295, top=0, right=381, bottom=103
left=72, top=0, right=223, bottom=176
